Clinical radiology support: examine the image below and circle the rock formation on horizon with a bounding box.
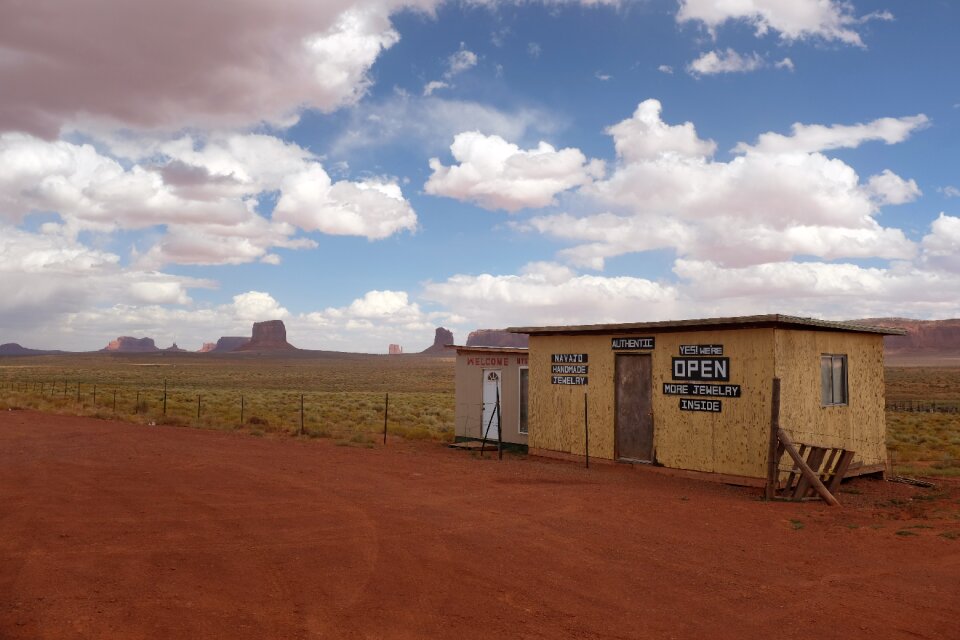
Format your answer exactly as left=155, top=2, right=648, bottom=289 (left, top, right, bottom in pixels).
left=0, top=343, right=67, bottom=356
left=198, top=342, right=217, bottom=353
left=466, top=329, right=528, bottom=349
left=207, top=337, right=250, bottom=353
left=101, top=336, right=159, bottom=353
left=420, top=327, right=455, bottom=355
left=234, top=320, right=296, bottom=351
left=163, top=343, right=186, bottom=352
left=388, top=344, right=404, bottom=354
left=855, top=318, right=960, bottom=355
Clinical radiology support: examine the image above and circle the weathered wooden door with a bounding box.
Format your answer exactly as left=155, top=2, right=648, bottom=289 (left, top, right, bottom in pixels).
left=615, top=355, right=654, bottom=462
left=482, top=369, right=501, bottom=440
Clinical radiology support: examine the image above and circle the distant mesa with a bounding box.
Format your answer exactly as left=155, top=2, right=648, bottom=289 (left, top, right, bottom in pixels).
left=197, top=342, right=218, bottom=353
left=466, top=329, right=529, bottom=349
left=420, top=327, right=455, bottom=355
left=233, top=320, right=297, bottom=352
left=854, top=317, right=960, bottom=364
left=388, top=344, right=404, bottom=354
left=0, top=343, right=66, bottom=356
left=101, top=336, right=159, bottom=353
left=163, top=343, right=186, bottom=353
left=206, top=336, right=250, bottom=353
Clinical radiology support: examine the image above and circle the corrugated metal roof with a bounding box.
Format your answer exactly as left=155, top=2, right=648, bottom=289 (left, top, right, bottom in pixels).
left=506, top=314, right=906, bottom=336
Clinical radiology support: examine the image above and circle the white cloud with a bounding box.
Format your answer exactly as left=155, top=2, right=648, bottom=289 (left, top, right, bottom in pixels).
left=445, top=46, right=478, bottom=78
left=423, top=80, right=449, bottom=96
left=735, top=114, right=929, bottom=154
left=775, top=57, right=795, bottom=71
left=866, top=169, right=921, bottom=205
left=527, top=100, right=918, bottom=270
left=424, top=131, right=604, bottom=212
left=688, top=49, right=764, bottom=76
left=604, top=99, right=716, bottom=162
left=422, top=262, right=682, bottom=328
left=595, top=71, right=613, bottom=81
left=231, top=291, right=289, bottom=321
left=676, top=0, right=891, bottom=47
left=274, top=168, right=418, bottom=239
left=528, top=42, right=542, bottom=58
left=658, top=65, right=674, bottom=74
left=0, top=1, right=414, bottom=136
left=329, top=93, right=562, bottom=156
left=921, top=214, right=960, bottom=273
left=939, top=186, right=960, bottom=198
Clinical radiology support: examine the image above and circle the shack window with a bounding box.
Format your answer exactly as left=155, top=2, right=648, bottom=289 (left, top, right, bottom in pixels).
left=820, top=355, right=848, bottom=406
left=519, top=367, right=529, bottom=434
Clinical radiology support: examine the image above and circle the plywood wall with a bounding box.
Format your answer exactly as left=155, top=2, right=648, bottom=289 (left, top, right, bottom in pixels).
left=529, top=329, right=777, bottom=477
left=774, top=330, right=886, bottom=469
left=528, top=327, right=887, bottom=479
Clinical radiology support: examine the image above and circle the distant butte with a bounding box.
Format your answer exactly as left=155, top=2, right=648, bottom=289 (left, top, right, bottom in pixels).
left=420, top=327, right=455, bottom=355
left=101, top=336, right=159, bottom=353
left=466, top=329, right=528, bottom=349
left=233, top=320, right=297, bottom=352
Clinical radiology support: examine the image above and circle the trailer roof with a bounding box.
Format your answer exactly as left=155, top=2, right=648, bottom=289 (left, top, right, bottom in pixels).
left=507, top=314, right=906, bottom=336
left=450, top=344, right=528, bottom=354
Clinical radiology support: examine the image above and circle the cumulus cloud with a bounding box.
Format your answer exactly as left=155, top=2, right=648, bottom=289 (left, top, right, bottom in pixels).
left=231, top=291, right=290, bottom=321
left=424, top=131, right=604, bottom=212
left=0, top=1, right=415, bottom=137
left=527, top=100, right=919, bottom=270
left=688, top=49, right=764, bottom=76
left=0, top=225, right=210, bottom=333
left=422, top=262, right=682, bottom=328
left=921, top=214, right=960, bottom=273
left=445, top=46, right=479, bottom=78
left=274, top=168, right=417, bottom=239
left=735, top=114, right=929, bottom=154
left=423, top=80, right=450, bottom=96
left=676, top=0, right=892, bottom=47
left=938, top=186, right=960, bottom=198
left=866, top=169, right=921, bottom=205
left=0, top=130, right=418, bottom=267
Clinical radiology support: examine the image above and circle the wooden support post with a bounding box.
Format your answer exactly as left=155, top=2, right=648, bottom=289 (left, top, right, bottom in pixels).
left=136, top=391, right=140, bottom=413
left=584, top=392, right=590, bottom=469
left=76, top=382, right=80, bottom=404
left=240, top=395, right=244, bottom=425
left=93, top=384, right=97, bottom=407
left=777, top=428, right=840, bottom=507
left=299, top=394, right=304, bottom=436
left=496, top=386, right=502, bottom=461
left=197, top=395, right=202, bottom=421
left=163, top=379, right=167, bottom=416
left=765, top=378, right=781, bottom=500
left=113, top=390, right=117, bottom=413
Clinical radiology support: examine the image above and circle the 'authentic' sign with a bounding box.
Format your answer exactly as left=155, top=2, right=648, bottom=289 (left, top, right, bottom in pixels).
left=612, top=337, right=655, bottom=350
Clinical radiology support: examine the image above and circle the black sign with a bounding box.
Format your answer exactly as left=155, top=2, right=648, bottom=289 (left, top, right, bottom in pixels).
left=679, top=398, right=722, bottom=413
left=679, top=344, right=723, bottom=356
left=663, top=383, right=741, bottom=397
left=671, top=357, right=730, bottom=382
left=552, top=353, right=588, bottom=364
left=552, top=375, right=588, bottom=385
left=611, top=337, right=655, bottom=350
left=552, top=364, right=588, bottom=375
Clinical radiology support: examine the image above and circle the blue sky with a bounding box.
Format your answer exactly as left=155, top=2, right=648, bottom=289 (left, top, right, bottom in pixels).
left=1, top=0, right=958, bottom=351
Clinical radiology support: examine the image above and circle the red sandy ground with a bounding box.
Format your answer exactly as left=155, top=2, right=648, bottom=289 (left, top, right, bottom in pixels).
left=1, top=410, right=958, bottom=640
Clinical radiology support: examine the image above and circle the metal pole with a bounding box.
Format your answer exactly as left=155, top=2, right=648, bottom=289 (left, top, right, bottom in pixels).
left=496, top=386, right=502, bottom=461
left=299, top=394, right=304, bottom=436
left=383, top=393, right=389, bottom=444
left=113, top=390, right=117, bottom=413
left=76, top=382, right=80, bottom=404
left=240, top=395, right=244, bottom=425
left=136, top=391, right=140, bottom=413
left=63, top=380, right=67, bottom=398
left=93, top=384, right=97, bottom=407
left=197, top=395, right=201, bottom=421
left=163, top=379, right=167, bottom=416
left=584, top=392, right=590, bottom=469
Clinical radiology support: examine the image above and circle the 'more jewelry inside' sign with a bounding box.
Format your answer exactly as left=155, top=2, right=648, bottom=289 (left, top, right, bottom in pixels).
left=551, top=353, right=588, bottom=385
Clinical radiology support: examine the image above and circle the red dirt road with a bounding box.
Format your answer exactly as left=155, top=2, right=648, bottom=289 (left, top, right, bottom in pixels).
left=2, top=410, right=959, bottom=640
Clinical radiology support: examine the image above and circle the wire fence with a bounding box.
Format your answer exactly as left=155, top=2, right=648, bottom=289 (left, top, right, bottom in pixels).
left=0, top=378, right=454, bottom=443
left=885, top=400, right=960, bottom=414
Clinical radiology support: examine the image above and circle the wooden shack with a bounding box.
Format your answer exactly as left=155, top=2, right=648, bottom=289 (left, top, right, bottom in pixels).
left=506, top=315, right=902, bottom=485
left=453, top=346, right=529, bottom=446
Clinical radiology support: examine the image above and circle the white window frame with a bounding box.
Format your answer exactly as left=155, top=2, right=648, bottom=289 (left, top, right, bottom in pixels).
left=820, top=354, right=848, bottom=407
left=518, top=365, right=529, bottom=435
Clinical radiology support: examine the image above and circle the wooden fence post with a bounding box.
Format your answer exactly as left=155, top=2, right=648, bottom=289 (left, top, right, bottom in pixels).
left=765, top=378, right=781, bottom=501
left=383, top=393, right=389, bottom=445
